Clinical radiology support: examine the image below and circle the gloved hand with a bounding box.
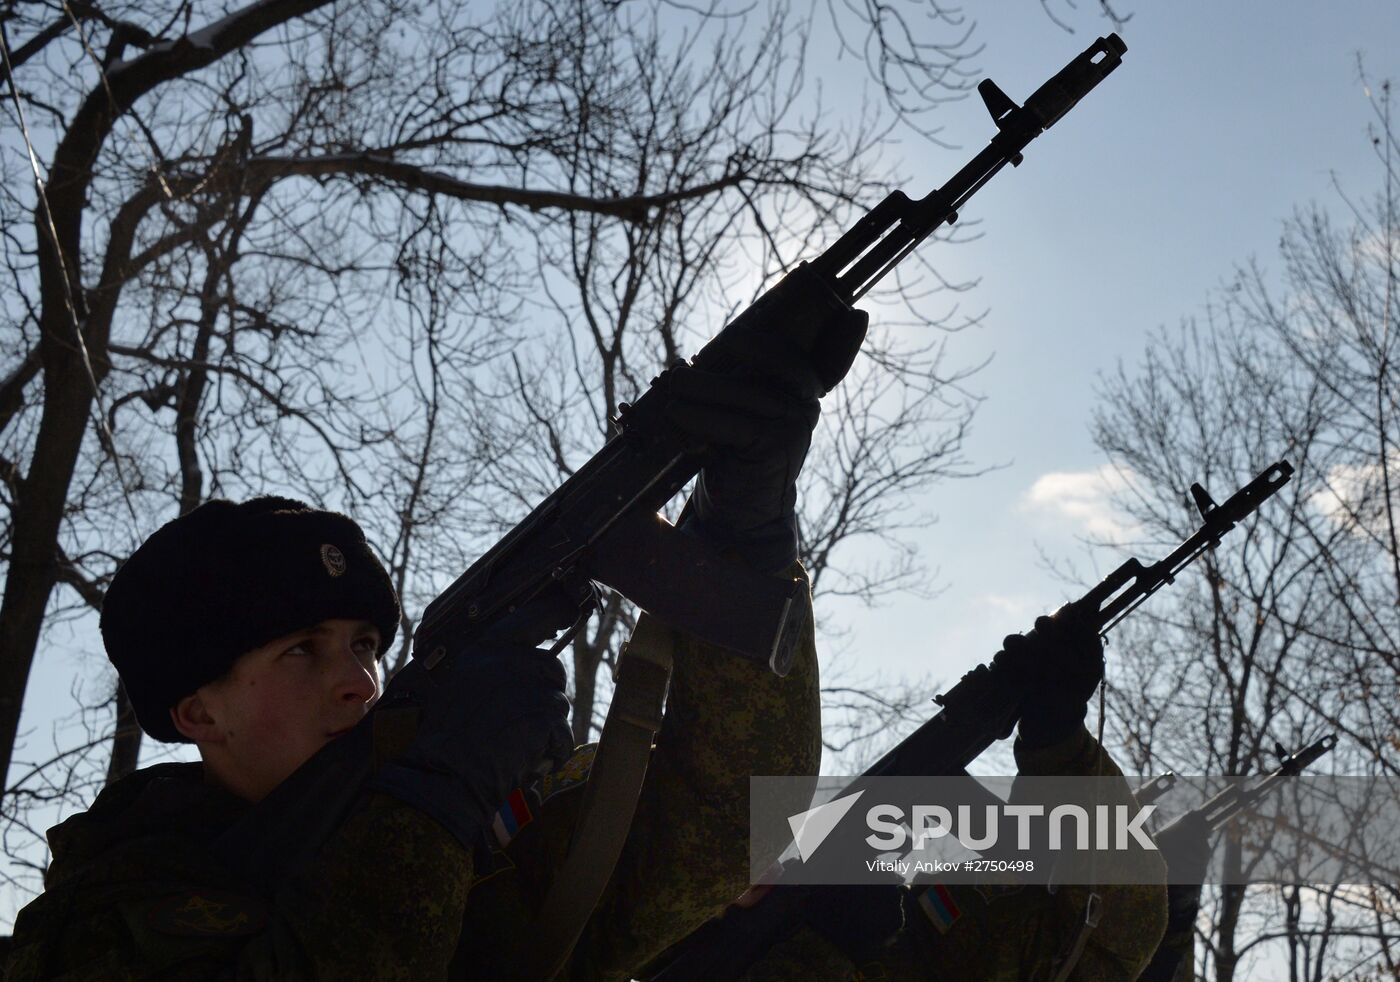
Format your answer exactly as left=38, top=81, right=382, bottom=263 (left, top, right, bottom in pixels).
left=1157, top=810, right=1214, bottom=885
left=366, top=644, right=574, bottom=853
left=477, top=579, right=598, bottom=647
left=664, top=304, right=867, bottom=571
left=996, top=605, right=1104, bottom=749
left=665, top=359, right=818, bottom=572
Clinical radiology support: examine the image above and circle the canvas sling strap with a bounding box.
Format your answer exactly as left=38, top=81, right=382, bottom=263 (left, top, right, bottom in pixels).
left=1046, top=890, right=1103, bottom=982
left=1045, top=683, right=1110, bottom=982
left=520, top=615, right=675, bottom=981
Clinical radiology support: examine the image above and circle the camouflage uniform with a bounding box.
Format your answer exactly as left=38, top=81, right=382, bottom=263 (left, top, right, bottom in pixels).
left=739, top=729, right=1169, bottom=982
left=454, top=570, right=821, bottom=979
left=6, top=567, right=821, bottom=981
left=5, top=782, right=471, bottom=980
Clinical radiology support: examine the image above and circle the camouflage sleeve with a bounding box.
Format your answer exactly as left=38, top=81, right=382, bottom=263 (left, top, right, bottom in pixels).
left=570, top=562, right=822, bottom=980
left=243, top=793, right=473, bottom=978
left=6, top=794, right=471, bottom=981
left=859, top=727, right=1168, bottom=982
left=1010, top=727, right=1169, bottom=981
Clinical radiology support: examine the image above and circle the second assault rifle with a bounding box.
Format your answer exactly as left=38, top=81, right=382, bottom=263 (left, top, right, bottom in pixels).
left=1160, top=733, right=1338, bottom=840
left=1135, top=734, right=1336, bottom=982
left=644, top=460, right=1296, bottom=981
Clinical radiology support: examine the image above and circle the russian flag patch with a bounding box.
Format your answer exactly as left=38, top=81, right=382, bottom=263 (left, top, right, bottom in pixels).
left=918, top=884, right=963, bottom=933
left=491, top=788, right=534, bottom=847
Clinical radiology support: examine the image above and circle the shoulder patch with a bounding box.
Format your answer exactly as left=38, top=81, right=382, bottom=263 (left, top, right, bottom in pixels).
left=536, top=743, right=597, bottom=804
left=491, top=787, right=536, bottom=848
left=488, top=745, right=598, bottom=850
left=917, top=883, right=963, bottom=933
left=145, top=890, right=267, bottom=937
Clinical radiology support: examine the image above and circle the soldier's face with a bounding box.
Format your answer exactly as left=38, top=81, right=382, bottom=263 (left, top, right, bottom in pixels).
left=184, top=618, right=382, bottom=802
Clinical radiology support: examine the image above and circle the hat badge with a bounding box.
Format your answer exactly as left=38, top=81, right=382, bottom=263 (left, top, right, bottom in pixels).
left=320, top=544, right=347, bottom=578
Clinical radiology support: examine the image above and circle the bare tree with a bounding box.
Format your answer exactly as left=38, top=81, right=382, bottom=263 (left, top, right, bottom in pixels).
left=1, top=0, right=998, bottom=915
left=1088, top=77, right=1400, bottom=982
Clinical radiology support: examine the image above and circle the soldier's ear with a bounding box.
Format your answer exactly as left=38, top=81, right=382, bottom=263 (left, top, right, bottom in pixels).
left=171, top=692, right=222, bottom=743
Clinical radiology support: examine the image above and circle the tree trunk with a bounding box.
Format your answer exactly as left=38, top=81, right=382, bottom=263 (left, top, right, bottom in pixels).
left=0, top=0, right=336, bottom=790
left=570, top=590, right=628, bottom=745
left=0, top=362, right=100, bottom=788
left=1215, top=849, right=1245, bottom=982
left=572, top=634, right=603, bottom=746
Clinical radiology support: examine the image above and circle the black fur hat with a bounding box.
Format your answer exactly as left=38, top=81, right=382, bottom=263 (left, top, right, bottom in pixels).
left=101, top=497, right=400, bottom=743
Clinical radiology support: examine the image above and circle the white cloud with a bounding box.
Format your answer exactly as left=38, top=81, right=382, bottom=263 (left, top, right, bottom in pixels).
left=1310, top=453, right=1400, bottom=538
left=1020, top=465, right=1138, bottom=540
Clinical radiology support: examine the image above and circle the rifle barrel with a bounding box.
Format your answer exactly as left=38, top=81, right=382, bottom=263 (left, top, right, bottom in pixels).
left=811, top=34, right=1127, bottom=303
left=1080, top=460, right=1294, bottom=635
left=1174, top=733, right=1338, bottom=834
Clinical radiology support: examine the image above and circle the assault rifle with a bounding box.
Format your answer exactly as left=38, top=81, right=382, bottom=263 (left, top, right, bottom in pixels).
left=214, top=32, right=1127, bottom=889
left=1136, top=734, right=1336, bottom=982
left=411, top=31, right=1129, bottom=677
left=1162, top=733, right=1337, bottom=839
left=644, top=460, right=1296, bottom=981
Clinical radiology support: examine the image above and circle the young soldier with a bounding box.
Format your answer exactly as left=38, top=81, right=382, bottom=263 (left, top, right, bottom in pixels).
left=6, top=308, right=865, bottom=980
left=5, top=496, right=576, bottom=978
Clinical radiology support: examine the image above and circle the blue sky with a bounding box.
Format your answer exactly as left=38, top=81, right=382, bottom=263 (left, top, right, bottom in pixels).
left=821, top=2, right=1400, bottom=720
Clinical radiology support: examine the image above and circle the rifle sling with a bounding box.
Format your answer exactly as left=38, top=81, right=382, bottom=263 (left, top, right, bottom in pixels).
left=1047, top=684, right=1110, bottom=982
left=520, top=619, right=674, bottom=981
left=1047, top=890, right=1102, bottom=982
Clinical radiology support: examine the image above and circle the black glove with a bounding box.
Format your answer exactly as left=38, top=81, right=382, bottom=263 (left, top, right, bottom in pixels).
left=1157, top=810, right=1214, bottom=885
left=366, top=644, right=574, bottom=853
left=665, top=361, right=817, bottom=571
left=477, top=579, right=598, bottom=647
left=997, top=605, right=1104, bottom=749
left=665, top=308, right=868, bottom=572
